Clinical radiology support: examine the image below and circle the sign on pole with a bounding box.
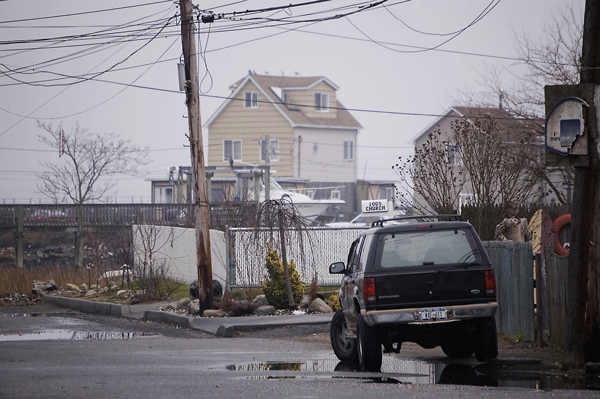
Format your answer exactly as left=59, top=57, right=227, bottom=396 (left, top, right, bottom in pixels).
left=545, top=97, right=588, bottom=156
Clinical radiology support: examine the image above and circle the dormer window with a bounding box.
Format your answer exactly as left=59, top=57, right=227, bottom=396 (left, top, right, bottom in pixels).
left=244, top=92, right=258, bottom=108
left=315, top=93, right=329, bottom=112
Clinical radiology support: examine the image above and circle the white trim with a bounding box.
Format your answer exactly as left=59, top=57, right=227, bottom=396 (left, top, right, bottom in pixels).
left=410, top=107, right=464, bottom=144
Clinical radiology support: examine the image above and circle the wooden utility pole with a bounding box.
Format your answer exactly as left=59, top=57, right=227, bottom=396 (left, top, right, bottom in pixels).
left=563, top=0, right=600, bottom=369
left=180, top=0, right=214, bottom=312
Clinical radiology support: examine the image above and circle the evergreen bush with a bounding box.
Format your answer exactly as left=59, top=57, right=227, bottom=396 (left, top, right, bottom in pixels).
left=261, top=242, right=305, bottom=309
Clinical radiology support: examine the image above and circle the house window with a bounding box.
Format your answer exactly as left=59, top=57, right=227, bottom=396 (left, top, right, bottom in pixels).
left=344, top=140, right=354, bottom=161
left=223, top=139, right=242, bottom=162
left=381, top=187, right=394, bottom=202
left=445, top=143, right=462, bottom=166
left=259, top=138, right=279, bottom=162
left=244, top=92, right=258, bottom=108
left=154, top=186, right=173, bottom=204
left=315, top=93, right=329, bottom=112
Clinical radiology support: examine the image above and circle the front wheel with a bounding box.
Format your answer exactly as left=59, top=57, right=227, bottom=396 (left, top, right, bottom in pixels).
left=330, top=310, right=358, bottom=362
left=357, top=314, right=382, bottom=371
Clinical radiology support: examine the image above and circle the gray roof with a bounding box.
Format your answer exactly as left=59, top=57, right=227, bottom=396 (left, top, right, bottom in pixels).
left=207, top=73, right=362, bottom=130
left=412, top=106, right=543, bottom=144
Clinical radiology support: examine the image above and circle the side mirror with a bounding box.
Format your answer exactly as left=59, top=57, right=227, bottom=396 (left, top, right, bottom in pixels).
left=329, top=262, right=346, bottom=275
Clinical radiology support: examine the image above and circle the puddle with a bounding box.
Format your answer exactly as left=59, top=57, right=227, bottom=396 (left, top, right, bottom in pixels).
left=227, top=354, right=600, bottom=391
left=0, top=330, right=161, bottom=341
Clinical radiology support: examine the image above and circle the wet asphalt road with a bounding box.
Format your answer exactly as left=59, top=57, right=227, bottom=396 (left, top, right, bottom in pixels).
left=0, top=304, right=598, bottom=399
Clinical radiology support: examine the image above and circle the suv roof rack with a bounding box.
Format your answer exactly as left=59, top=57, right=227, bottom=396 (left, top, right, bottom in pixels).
left=371, top=214, right=462, bottom=227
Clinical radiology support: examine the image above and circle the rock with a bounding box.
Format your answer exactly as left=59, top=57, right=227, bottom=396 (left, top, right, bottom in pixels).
left=189, top=280, right=199, bottom=298
left=188, top=299, right=200, bottom=315
left=190, top=279, right=224, bottom=300
left=116, top=290, right=129, bottom=296
left=307, top=297, right=333, bottom=313
left=80, top=283, right=88, bottom=291
left=252, top=295, right=268, bottom=306
left=31, top=280, right=58, bottom=295
left=176, top=297, right=191, bottom=310
left=253, top=305, right=276, bottom=316
left=163, top=303, right=176, bottom=311
left=203, top=309, right=225, bottom=318
left=216, top=325, right=234, bottom=338
left=65, top=283, right=80, bottom=292
left=91, top=284, right=100, bottom=290
left=213, top=280, right=223, bottom=299
left=85, top=289, right=97, bottom=297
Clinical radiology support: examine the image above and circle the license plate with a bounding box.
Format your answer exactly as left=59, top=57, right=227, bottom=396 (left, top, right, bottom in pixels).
left=419, top=308, right=447, bottom=321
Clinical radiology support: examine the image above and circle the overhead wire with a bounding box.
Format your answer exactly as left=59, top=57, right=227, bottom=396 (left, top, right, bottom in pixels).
left=0, top=0, right=174, bottom=25
left=345, top=0, right=501, bottom=54
left=0, top=10, right=178, bottom=136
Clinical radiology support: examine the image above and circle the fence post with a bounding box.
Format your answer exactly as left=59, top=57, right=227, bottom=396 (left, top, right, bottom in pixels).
left=225, top=226, right=235, bottom=289
left=14, top=205, right=23, bottom=268
left=535, top=253, right=550, bottom=347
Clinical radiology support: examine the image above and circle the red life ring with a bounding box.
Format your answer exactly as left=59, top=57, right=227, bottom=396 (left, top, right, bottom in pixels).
left=553, top=213, right=571, bottom=256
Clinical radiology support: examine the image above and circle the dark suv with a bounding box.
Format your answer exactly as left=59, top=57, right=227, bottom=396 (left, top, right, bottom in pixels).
left=329, top=215, right=498, bottom=371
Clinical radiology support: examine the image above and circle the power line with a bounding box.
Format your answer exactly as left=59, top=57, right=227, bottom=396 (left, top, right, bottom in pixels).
left=0, top=1, right=173, bottom=25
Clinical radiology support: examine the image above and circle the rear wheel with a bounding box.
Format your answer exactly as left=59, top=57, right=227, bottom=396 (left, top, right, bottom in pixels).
left=357, top=314, right=382, bottom=371
left=441, top=339, right=474, bottom=358
left=330, top=310, right=358, bottom=362
left=441, top=328, right=475, bottom=358
left=475, top=317, right=498, bottom=362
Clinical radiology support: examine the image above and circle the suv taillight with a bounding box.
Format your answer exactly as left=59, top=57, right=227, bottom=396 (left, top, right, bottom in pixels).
left=364, top=277, right=376, bottom=302
left=485, top=270, right=496, bottom=295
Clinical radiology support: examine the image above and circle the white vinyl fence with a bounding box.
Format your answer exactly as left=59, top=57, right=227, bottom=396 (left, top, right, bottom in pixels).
left=132, top=225, right=228, bottom=285
left=132, top=225, right=364, bottom=287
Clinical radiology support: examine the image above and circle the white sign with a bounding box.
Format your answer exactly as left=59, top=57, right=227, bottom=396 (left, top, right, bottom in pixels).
left=361, top=200, right=389, bottom=213
left=545, top=97, right=588, bottom=156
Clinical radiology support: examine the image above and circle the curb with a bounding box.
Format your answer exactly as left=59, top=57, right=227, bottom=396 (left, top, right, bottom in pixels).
left=43, top=295, right=332, bottom=337
left=44, top=295, right=122, bottom=317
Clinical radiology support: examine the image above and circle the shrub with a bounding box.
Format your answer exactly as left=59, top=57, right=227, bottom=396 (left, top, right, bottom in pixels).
left=261, top=242, right=305, bottom=309
left=325, top=293, right=341, bottom=311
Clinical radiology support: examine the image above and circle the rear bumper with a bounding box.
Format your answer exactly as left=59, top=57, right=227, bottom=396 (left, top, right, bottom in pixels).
left=361, top=302, right=497, bottom=326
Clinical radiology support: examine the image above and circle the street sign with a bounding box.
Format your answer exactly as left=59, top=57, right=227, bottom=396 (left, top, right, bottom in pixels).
left=545, top=97, right=588, bottom=156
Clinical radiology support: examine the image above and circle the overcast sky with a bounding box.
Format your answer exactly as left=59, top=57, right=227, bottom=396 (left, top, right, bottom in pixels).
left=0, top=0, right=584, bottom=204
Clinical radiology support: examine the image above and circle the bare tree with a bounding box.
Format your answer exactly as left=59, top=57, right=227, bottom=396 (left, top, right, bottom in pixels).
left=394, top=111, right=543, bottom=231
left=457, top=4, right=582, bottom=119
left=393, top=130, right=466, bottom=214
left=36, top=122, right=149, bottom=204
left=449, top=4, right=582, bottom=205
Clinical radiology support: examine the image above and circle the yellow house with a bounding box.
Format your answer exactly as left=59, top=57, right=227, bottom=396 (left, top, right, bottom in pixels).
left=205, top=72, right=363, bottom=212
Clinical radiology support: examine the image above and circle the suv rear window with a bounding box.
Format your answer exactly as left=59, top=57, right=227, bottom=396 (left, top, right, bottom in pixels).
left=374, top=228, right=481, bottom=269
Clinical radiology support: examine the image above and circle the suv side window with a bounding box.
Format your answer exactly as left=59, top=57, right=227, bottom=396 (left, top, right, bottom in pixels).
left=347, top=236, right=365, bottom=274
left=358, top=234, right=373, bottom=272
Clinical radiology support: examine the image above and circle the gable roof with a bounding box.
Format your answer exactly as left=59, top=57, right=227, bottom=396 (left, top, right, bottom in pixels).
left=205, top=73, right=362, bottom=130
left=411, top=106, right=543, bottom=144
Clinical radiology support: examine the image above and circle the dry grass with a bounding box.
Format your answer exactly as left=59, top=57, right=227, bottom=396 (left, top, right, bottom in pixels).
left=0, top=264, right=89, bottom=296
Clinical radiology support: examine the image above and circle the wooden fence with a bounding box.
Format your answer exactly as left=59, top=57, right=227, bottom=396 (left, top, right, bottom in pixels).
left=484, top=241, right=535, bottom=341
left=537, top=248, right=568, bottom=347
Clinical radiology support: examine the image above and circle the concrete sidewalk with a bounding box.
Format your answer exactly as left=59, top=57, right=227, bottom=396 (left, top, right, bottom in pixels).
left=44, top=295, right=332, bottom=337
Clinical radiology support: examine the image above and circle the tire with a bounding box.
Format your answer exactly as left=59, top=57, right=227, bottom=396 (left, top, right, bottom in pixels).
left=475, top=317, right=498, bottom=362
left=357, top=314, right=382, bottom=371
left=441, top=339, right=474, bottom=358
left=441, top=326, right=474, bottom=358
left=330, top=310, right=358, bottom=362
